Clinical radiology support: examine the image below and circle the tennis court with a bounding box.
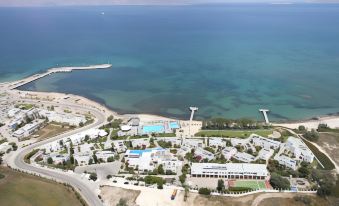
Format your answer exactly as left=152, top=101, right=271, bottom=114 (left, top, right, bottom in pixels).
left=229, top=180, right=269, bottom=190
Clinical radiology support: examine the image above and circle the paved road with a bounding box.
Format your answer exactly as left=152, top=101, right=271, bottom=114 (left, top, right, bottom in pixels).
left=10, top=101, right=106, bottom=206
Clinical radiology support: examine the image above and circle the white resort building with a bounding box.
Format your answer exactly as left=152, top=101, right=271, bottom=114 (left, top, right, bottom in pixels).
left=191, top=163, right=269, bottom=180
left=194, top=147, right=215, bottom=161
left=285, top=137, right=314, bottom=163
left=221, top=147, right=237, bottom=160
left=208, top=137, right=226, bottom=148
left=183, top=139, right=205, bottom=149
left=233, top=152, right=255, bottom=163
left=251, top=135, right=281, bottom=150
left=258, top=148, right=274, bottom=161
left=275, top=155, right=297, bottom=170
left=13, top=119, right=45, bottom=139
left=124, top=148, right=182, bottom=173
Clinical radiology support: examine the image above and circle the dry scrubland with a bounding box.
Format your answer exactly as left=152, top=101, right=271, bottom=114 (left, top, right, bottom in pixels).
left=100, top=186, right=332, bottom=206
left=317, top=132, right=339, bottom=166
left=0, top=167, right=82, bottom=206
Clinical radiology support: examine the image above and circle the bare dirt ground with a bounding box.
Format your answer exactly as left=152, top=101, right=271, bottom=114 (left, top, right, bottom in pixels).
left=317, top=133, right=339, bottom=165
left=179, top=192, right=330, bottom=206
left=33, top=123, right=72, bottom=141
left=187, top=193, right=255, bottom=206
left=100, top=186, right=140, bottom=206
left=253, top=193, right=329, bottom=206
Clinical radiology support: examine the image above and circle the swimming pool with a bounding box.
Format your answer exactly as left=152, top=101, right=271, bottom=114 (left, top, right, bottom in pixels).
left=130, top=148, right=163, bottom=156
left=142, top=125, right=165, bottom=133
left=169, top=121, right=180, bottom=129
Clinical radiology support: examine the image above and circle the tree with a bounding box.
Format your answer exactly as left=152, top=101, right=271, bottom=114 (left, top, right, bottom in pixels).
left=217, top=179, right=225, bottom=192
left=298, top=166, right=310, bottom=178
left=107, top=156, right=114, bottom=162
left=79, top=122, right=84, bottom=127
left=47, top=157, right=53, bottom=164
left=247, top=148, right=253, bottom=155
left=269, top=173, right=290, bottom=190
left=89, top=173, right=97, bottom=181
left=107, top=115, right=114, bottom=122
left=70, top=155, right=75, bottom=164
left=158, top=164, right=165, bottom=175
left=69, top=142, right=74, bottom=155
left=50, top=105, right=54, bottom=111
left=9, top=142, right=17, bottom=151
left=179, top=173, right=186, bottom=185
left=93, top=154, right=98, bottom=164
left=198, top=188, right=211, bottom=195
left=84, top=135, right=90, bottom=142
left=298, top=125, right=306, bottom=132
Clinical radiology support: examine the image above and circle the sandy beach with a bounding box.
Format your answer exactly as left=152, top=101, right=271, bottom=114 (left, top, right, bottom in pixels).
left=273, top=115, right=339, bottom=130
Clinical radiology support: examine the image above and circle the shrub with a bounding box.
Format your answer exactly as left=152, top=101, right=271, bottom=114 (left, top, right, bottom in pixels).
left=303, top=129, right=319, bottom=142
left=228, top=187, right=253, bottom=192
left=144, top=175, right=165, bottom=185
left=116, top=198, right=128, bottom=206
left=157, top=182, right=163, bottom=189
left=293, top=196, right=311, bottom=205
left=198, top=187, right=211, bottom=195
left=107, top=156, right=114, bottom=162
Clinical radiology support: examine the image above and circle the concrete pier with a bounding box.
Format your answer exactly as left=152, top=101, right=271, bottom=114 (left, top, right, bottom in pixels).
left=189, top=107, right=198, bottom=137
left=8, top=64, right=112, bottom=89
left=259, top=109, right=270, bottom=124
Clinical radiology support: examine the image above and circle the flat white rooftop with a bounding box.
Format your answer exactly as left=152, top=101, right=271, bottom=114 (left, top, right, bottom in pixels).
left=191, top=163, right=268, bottom=176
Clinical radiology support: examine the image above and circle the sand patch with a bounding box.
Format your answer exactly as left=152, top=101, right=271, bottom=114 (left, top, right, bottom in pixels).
left=100, top=186, right=140, bottom=206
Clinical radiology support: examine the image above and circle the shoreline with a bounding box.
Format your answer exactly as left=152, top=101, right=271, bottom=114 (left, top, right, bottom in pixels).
left=2, top=64, right=339, bottom=128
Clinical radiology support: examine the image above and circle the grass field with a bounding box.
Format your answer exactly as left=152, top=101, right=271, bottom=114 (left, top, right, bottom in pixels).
left=233, top=180, right=267, bottom=190
left=0, top=167, right=83, bottom=206
left=195, top=129, right=273, bottom=138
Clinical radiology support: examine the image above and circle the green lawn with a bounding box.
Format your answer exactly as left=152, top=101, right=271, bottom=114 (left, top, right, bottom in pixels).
left=0, top=167, right=84, bottom=206
left=195, top=129, right=273, bottom=138
left=233, top=180, right=267, bottom=189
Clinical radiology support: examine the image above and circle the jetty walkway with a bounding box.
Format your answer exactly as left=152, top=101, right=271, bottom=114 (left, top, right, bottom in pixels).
left=6, top=64, right=112, bottom=89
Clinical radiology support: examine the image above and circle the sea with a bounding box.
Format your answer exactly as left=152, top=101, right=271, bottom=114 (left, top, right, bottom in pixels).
left=1, top=4, right=339, bottom=121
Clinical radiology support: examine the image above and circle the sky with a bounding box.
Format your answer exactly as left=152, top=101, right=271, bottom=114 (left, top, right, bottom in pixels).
left=0, top=0, right=338, bottom=7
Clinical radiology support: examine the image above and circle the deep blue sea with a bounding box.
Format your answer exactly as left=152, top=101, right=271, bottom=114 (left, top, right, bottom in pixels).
left=1, top=4, right=339, bottom=120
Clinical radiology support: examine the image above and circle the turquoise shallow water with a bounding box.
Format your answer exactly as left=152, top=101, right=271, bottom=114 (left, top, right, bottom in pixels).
left=1, top=4, right=339, bottom=120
